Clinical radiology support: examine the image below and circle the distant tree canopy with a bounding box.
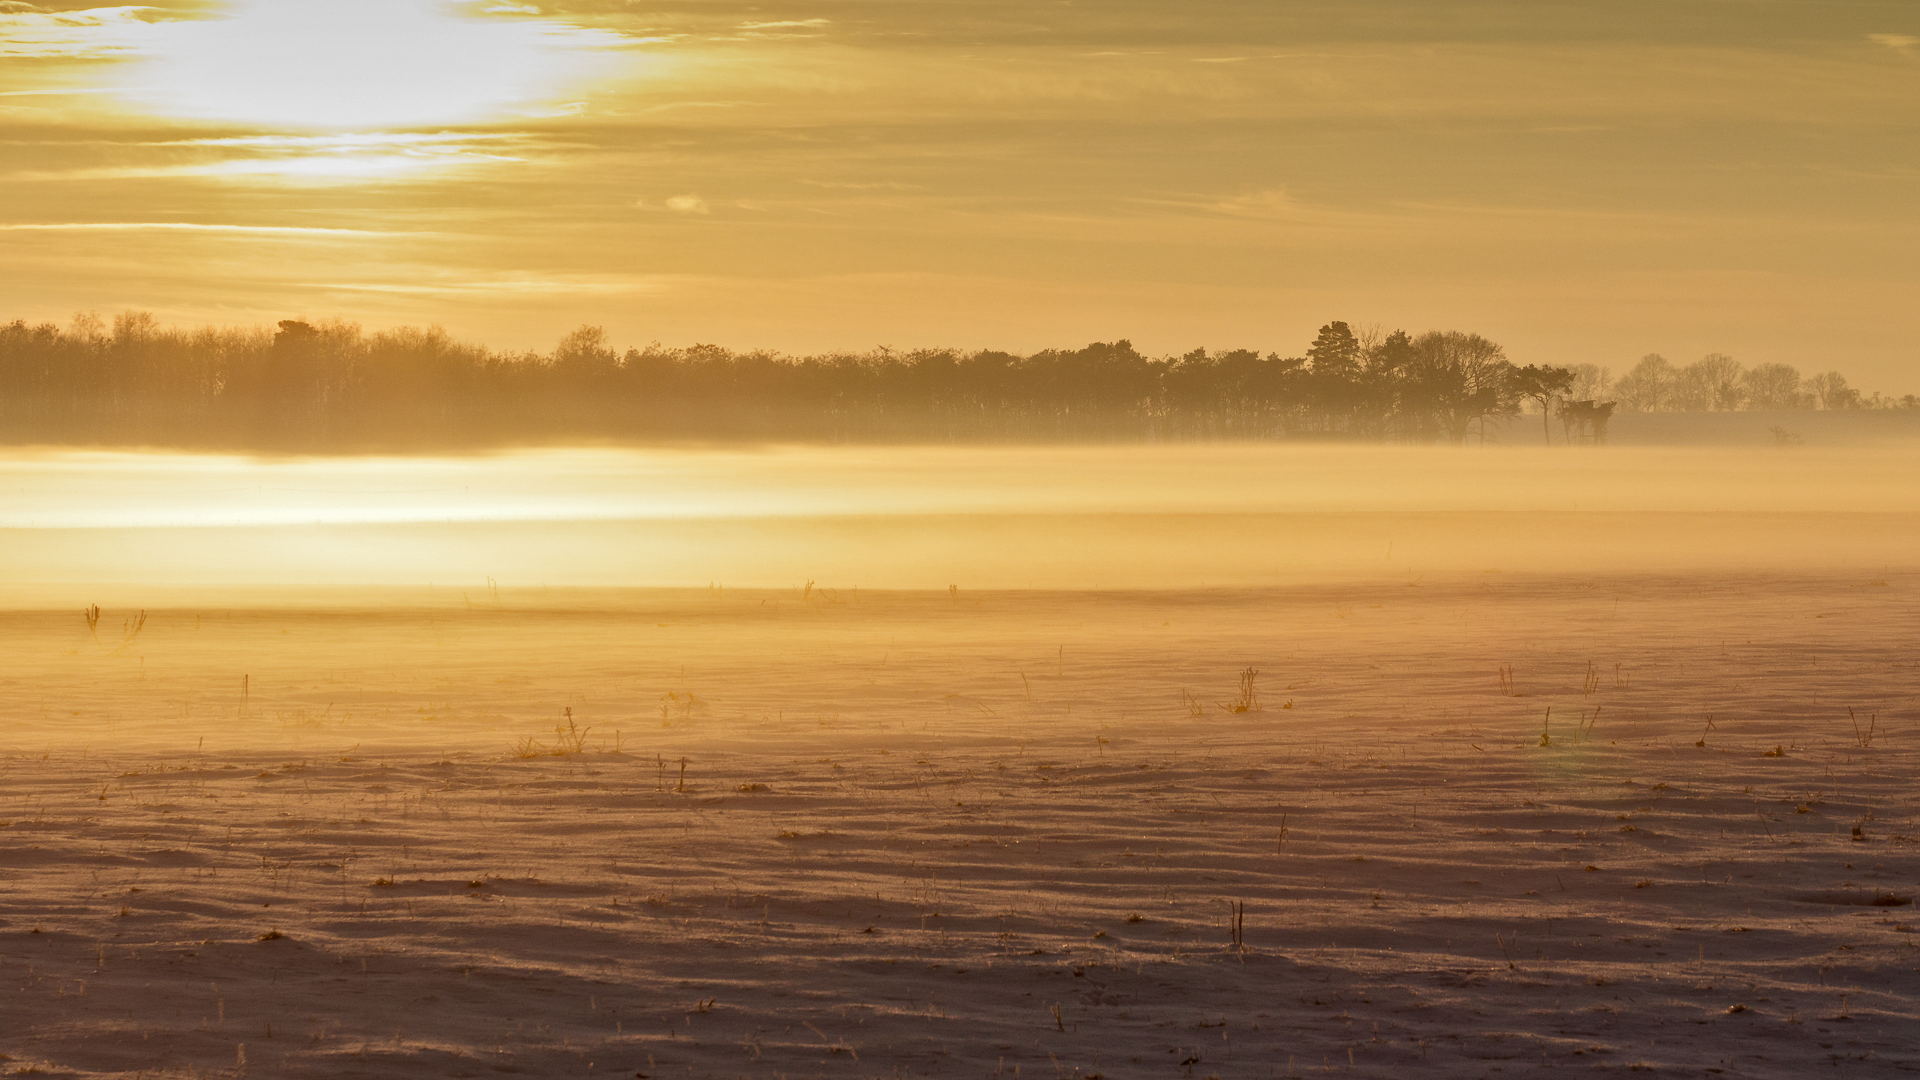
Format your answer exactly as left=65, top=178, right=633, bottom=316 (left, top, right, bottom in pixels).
left=0, top=313, right=1909, bottom=451
left=1604, top=351, right=1896, bottom=414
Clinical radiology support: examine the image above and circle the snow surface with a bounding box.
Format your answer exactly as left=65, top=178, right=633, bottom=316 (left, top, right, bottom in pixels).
left=2, top=576, right=1916, bottom=1077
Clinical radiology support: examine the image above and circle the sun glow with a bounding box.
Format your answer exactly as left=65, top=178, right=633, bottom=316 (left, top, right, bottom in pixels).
left=130, top=0, right=622, bottom=130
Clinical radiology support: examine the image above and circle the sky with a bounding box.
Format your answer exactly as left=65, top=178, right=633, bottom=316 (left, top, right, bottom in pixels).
left=2, top=1, right=1917, bottom=387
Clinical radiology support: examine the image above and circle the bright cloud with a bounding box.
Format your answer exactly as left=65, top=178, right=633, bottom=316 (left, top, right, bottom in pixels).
left=0, top=222, right=396, bottom=235
left=0, top=5, right=164, bottom=59
left=739, top=19, right=829, bottom=30
left=125, top=0, right=628, bottom=129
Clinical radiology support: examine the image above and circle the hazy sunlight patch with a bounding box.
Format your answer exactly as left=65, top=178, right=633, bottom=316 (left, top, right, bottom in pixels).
left=127, top=0, right=627, bottom=129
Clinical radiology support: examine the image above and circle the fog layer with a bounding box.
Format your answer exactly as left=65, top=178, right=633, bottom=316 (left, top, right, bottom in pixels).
left=3, top=444, right=1914, bottom=593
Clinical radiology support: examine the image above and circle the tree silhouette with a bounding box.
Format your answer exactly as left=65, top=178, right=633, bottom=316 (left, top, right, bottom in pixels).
left=0, top=311, right=1900, bottom=451
left=1512, top=364, right=1577, bottom=444
left=1613, top=354, right=1675, bottom=412
left=1740, top=363, right=1808, bottom=410
left=1806, top=371, right=1860, bottom=410
left=1671, top=353, right=1743, bottom=411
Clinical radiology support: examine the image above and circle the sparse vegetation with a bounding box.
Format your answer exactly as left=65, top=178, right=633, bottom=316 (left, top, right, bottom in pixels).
left=5, top=565, right=1908, bottom=1077
left=510, top=708, right=592, bottom=758
left=1849, top=707, right=1878, bottom=748
left=1223, top=667, right=1260, bottom=714
left=81, top=604, right=146, bottom=652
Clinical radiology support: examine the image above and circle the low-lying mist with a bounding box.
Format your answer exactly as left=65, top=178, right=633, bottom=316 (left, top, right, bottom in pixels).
left=3, top=442, right=1915, bottom=596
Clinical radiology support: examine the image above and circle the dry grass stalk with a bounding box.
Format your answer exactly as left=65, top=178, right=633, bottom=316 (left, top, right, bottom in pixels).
left=82, top=606, right=148, bottom=654
left=550, top=708, right=590, bottom=754
left=509, top=707, right=591, bottom=758
left=1223, top=667, right=1260, bottom=714
left=803, top=1020, right=856, bottom=1058
left=1849, top=707, right=1878, bottom=748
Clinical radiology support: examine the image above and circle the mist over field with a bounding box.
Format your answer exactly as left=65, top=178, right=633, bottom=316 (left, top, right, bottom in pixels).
left=2, top=441, right=1919, bottom=596
left=5, top=433, right=1918, bottom=1078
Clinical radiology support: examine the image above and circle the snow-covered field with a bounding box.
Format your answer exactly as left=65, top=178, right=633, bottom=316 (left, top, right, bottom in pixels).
left=3, top=574, right=1915, bottom=1078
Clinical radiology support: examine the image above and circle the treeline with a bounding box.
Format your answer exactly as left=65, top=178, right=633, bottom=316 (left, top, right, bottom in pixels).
left=0, top=312, right=1908, bottom=450
left=1595, top=353, right=1904, bottom=412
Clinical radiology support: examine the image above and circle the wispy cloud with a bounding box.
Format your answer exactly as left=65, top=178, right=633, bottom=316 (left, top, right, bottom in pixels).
left=0, top=221, right=416, bottom=236
left=730, top=17, right=828, bottom=40
left=1, top=130, right=535, bottom=183
left=4, top=152, right=523, bottom=182
left=1182, top=188, right=1330, bottom=223
left=1867, top=33, right=1917, bottom=54
left=300, top=275, right=663, bottom=297
left=136, top=132, right=539, bottom=150
left=800, top=179, right=923, bottom=192
left=0, top=86, right=119, bottom=96
left=739, top=19, right=829, bottom=31
left=0, top=4, right=170, bottom=59
left=663, top=194, right=709, bottom=214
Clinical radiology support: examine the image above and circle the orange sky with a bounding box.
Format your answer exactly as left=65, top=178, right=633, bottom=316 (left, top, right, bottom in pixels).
left=2, top=1, right=1917, bottom=387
